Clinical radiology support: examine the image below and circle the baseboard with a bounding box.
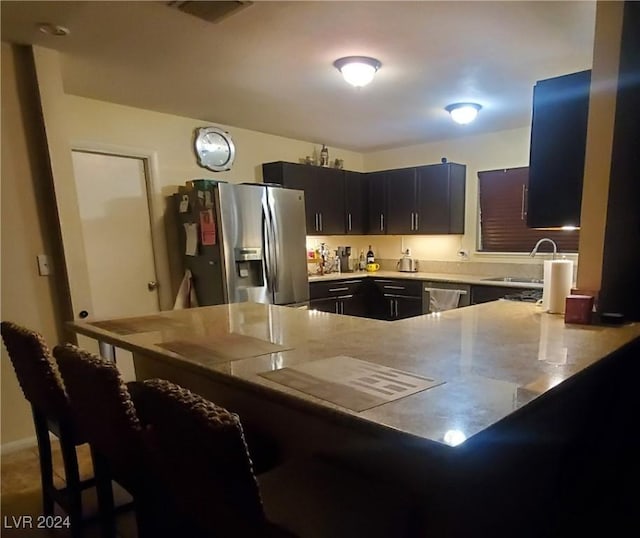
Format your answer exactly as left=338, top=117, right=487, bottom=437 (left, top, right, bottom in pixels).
left=1, top=432, right=57, bottom=456
left=1, top=435, right=38, bottom=455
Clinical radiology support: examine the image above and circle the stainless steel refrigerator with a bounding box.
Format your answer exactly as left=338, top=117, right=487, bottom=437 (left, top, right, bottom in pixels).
left=174, top=182, right=309, bottom=307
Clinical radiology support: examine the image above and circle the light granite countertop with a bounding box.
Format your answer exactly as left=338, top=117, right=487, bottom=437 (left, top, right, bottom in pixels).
left=308, top=270, right=544, bottom=288
left=70, top=301, right=639, bottom=448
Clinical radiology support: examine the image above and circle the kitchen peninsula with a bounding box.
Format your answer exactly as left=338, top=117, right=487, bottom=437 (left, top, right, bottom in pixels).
left=69, top=300, right=639, bottom=535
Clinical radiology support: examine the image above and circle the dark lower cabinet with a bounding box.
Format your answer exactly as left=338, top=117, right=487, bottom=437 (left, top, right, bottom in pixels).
left=309, top=279, right=368, bottom=317
left=309, top=296, right=365, bottom=316
left=379, top=295, right=423, bottom=320
left=368, top=278, right=425, bottom=320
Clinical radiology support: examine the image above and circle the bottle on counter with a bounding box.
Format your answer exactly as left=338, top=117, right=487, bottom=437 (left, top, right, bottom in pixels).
left=366, top=245, right=375, bottom=264
left=320, top=145, right=329, bottom=167
left=358, top=250, right=365, bottom=270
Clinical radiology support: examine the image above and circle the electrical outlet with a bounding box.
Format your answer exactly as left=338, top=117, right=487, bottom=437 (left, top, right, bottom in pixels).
left=457, top=249, right=469, bottom=259
left=405, top=248, right=411, bottom=256
left=37, top=254, right=51, bottom=276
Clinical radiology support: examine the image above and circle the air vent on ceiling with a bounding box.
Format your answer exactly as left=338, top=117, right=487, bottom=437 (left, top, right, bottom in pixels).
left=167, top=1, right=253, bottom=24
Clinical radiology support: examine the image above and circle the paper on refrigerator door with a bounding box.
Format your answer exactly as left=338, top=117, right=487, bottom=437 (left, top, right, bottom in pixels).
left=184, top=223, right=198, bottom=256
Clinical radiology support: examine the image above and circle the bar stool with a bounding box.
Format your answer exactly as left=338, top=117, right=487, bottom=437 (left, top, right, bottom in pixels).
left=52, top=343, right=154, bottom=537
left=1, top=321, right=95, bottom=538
left=132, top=378, right=294, bottom=537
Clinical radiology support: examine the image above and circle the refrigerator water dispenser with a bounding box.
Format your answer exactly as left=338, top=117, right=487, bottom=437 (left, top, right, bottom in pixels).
left=234, top=247, right=264, bottom=287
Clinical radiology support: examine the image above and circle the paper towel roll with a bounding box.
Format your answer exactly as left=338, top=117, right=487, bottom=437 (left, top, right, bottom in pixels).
left=546, top=260, right=574, bottom=314
left=542, top=260, right=553, bottom=310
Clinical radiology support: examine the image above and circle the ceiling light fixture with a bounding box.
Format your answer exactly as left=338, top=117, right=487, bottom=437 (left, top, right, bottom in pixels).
left=37, top=23, right=70, bottom=36
left=333, top=56, right=381, bottom=88
left=445, top=102, right=482, bottom=125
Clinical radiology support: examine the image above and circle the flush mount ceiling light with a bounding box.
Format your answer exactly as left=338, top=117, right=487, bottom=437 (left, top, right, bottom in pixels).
left=37, top=22, right=70, bottom=36
left=445, top=102, right=482, bottom=125
left=333, top=56, right=381, bottom=88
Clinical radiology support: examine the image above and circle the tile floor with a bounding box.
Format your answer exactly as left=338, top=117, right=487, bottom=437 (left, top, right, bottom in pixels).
left=1, top=441, right=136, bottom=537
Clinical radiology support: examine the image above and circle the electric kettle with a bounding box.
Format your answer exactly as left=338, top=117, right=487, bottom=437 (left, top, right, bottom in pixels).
left=397, top=256, right=418, bottom=272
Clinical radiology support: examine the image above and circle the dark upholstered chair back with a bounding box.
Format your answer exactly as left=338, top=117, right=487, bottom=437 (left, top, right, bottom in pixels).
left=53, top=343, right=144, bottom=474
left=133, top=379, right=268, bottom=536
left=1, top=321, right=69, bottom=418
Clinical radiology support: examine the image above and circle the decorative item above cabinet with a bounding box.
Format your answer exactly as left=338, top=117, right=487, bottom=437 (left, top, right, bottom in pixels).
left=527, top=70, right=591, bottom=229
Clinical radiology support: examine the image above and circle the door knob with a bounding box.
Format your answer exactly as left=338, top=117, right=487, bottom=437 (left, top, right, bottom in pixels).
left=147, top=281, right=159, bottom=291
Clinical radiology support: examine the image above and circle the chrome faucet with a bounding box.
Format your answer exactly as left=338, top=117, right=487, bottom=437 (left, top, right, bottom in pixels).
left=529, top=238, right=558, bottom=260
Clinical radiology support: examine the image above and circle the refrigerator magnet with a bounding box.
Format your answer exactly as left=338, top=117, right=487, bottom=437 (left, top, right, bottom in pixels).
left=200, top=209, right=217, bottom=246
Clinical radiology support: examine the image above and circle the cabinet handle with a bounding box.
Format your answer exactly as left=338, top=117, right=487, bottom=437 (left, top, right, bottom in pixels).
left=389, top=299, right=394, bottom=317
left=314, top=213, right=319, bottom=231
left=384, top=285, right=406, bottom=290
left=395, top=299, right=398, bottom=317
left=335, top=301, right=339, bottom=314
left=348, top=213, right=352, bottom=231
left=319, top=213, right=323, bottom=231
left=521, top=186, right=527, bottom=220
left=380, top=214, right=384, bottom=231
left=329, top=287, right=349, bottom=292
left=415, top=212, right=419, bottom=230
left=340, top=301, right=345, bottom=315
left=410, top=212, right=414, bottom=231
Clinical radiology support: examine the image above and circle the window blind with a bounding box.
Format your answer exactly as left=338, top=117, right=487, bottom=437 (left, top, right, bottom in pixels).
left=478, top=167, right=579, bottom=253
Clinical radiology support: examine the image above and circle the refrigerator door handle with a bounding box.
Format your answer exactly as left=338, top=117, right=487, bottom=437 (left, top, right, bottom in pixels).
left=262, top=200, right=273, bottom=294
left=266, top=193, right=279, bottom=293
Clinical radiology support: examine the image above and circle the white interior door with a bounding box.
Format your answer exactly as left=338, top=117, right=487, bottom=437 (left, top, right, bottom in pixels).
left=71, top=150, right=160, bottom=380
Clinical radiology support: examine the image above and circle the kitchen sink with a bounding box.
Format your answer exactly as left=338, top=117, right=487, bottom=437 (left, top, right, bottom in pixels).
left=482, top=277, right=544, bottom=284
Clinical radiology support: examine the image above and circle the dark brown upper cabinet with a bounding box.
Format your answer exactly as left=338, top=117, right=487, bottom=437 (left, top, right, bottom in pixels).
left=262, top=162, right=345, bottom=235
left=416, top=163, right=466, bottom=234
left=385, top=168, right=417, bottom=234
left=263, top=160, right=466, bottom=236
left=527, top=70, right=591, bottom=228
left=344, top=171, right=367, bottom=234
left=366, top=171, right=387, bottom=234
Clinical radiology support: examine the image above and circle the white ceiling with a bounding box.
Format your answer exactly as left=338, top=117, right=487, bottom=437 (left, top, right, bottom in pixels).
left=1, top=1, right=596, bottom=152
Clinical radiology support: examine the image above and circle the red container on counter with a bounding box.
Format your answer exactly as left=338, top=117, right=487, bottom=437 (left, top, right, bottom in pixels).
left=565, top=295, right=595, bottom=324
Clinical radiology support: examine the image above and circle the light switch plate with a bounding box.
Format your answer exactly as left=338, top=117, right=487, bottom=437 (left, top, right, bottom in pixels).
left=37, top=254, right=50, bottom=276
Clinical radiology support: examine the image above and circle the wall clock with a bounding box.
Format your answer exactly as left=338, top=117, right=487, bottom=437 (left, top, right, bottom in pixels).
left=194, top=126, right=236, bottom=172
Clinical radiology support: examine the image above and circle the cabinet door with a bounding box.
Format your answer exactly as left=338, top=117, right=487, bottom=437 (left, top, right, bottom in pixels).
left=416, top=163, right=466, bottom=234
left=262, top=162, right=345, bottom=235
left=395, top=296, right=423, bottom=319
left=309, top=297, right=338, bottom=313
left=341, top=294, right=367, bottom=317
left=313, top=167, right=345, bottom=235
left=344, top=171, right=367, bottom=234
left=367, top=172, right=387, bottom=234
left=262, top=162, right=319, bottom=233
left=527, top=70, right=591, bottom=228
left=386, top=168, right=417, bottom=234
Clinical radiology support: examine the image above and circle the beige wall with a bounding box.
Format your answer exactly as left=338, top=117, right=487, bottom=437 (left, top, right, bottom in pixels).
left=1, top=44, right=65, bottom=446
left=576, top=1, right=624, bottom=291
left=64, top=95, right=365, bottom=302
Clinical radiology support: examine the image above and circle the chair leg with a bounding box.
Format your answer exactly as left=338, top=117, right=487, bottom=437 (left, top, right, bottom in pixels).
left=32, top=409, right=55, bottom=517
left=59, top=426, right=84, bottom=538
left=91, top=447, right=117, bottom=538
